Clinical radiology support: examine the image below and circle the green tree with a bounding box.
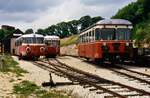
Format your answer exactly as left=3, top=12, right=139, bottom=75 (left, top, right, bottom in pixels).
left=112, top=0, right=150, bottom=43
left=35, top=15, right=103, bottom=38
left=92, top=16, right=103, bottom=24
left=79, top=15, right=92, bottom=30
left=25, top=29, right=34, bottom=34
left=57, top=22, right=70, bottom=37
left=0, top=29, right=5, bottom=40
left=36, top=29, right=45, bottom=35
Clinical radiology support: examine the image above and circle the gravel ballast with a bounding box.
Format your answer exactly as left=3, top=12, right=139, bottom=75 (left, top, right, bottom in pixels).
left=12, top=56, right=150, bottom=98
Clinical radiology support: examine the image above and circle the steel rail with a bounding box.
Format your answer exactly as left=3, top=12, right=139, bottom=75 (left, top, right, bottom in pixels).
left=33, top=59, right=150, bottom=97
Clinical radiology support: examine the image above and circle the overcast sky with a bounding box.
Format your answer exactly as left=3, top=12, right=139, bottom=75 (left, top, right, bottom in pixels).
left=0, top=0, right=136, bottom=32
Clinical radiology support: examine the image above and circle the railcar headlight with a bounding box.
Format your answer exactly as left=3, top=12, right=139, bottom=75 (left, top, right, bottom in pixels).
left=126, top=42, right=129, bottom=46
left=103, top=42, right=107, bottom=46
left=40, top=47, right=45, bottom=52
left=26, top=47, right=31, bottom=53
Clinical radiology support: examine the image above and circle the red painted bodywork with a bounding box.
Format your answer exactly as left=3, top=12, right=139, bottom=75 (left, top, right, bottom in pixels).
left=45, top=46, right=60, bottom=56
left=16, top=44, right=45, bottom=57
left=78, top=40, right=133, bottom=60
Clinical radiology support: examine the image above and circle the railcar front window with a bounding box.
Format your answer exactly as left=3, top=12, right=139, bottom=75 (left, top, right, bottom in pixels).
left=101, top=28, right=115, bottom=40
left=23, top=37, right=44, bottom=44
left=24, top=38, right=32, bottom=43
left=116, top=28, right=131, bottom=40
left=36, top=38, right=44, bottom=44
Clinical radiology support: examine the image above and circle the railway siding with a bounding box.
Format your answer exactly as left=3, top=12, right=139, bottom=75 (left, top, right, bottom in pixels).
left=12, top=56, right=150, bottom=98
left=34, top=58, right=150, bottom=98
left=57, top=56, right=150, bottom=92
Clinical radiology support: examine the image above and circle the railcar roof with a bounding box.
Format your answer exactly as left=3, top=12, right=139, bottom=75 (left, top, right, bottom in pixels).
left=80, top=19, right=132, bottom=35
left=22, top=33, right=44, bottom=38
left=16, top=33, right=44, bottom=41
left=44, top=35, right=60, bottom=40
left=97, top=19, right=132, bottom=25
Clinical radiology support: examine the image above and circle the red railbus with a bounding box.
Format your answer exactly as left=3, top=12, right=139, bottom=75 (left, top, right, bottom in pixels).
left=15, top=34, right=45, bottom=59
left=44, top=35, right=60, bottom=58
left=78, top=19, right=133, bottom=63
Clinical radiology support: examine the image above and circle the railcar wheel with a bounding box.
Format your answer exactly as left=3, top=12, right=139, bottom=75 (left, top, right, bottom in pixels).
left=95, top=58, right=104, bottom=65
left=18, top=54, right=22, bottom=60
left=86, top=58, right=90, bottom=61
left=119, top=56, right=125, bottom=64
left=110, top=55, right=116, bottom=65
left=18, top=56, right=21, bottom=60
left=46, top=55, right=57, bottom=58
left=33, top=56, right=39, bottom=61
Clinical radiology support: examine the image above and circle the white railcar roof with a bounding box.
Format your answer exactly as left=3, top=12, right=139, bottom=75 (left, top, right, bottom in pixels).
left=97, top=19, right=132, bottom=25
left=22, top=33, right=44, bottom=38
left=44, top=35, right=60, bottom=40
left=79, top=19, right=133, bottom=36
left=16, top=33, right=44, bottom=41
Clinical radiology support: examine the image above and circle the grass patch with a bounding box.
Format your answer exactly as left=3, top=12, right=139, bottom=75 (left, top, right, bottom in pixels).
left=13, top=80, right=70, bottom=98
left=60, top=35, right=79, bottom=47
left=40, top=92, right=68, bottom=98
left=0, top=54, right=28, bottom=76
left=13, top=80, right=40, bottom=96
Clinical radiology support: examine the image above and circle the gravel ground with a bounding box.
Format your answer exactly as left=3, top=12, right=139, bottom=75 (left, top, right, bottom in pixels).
left=0, top=71, right=24, bottom=97
left=13, top=56, right=101, bottom=98
left=57, top=56, right=150, bottom=93
left=11, top=56, right=150, bottom=98
left=120, top=64, right=150, bottom=75
left=0, top=73, right=15, bottom=97
left=60, top=44, right=78, bottom=56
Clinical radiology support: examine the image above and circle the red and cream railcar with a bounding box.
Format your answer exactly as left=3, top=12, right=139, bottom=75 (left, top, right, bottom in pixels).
left=15, top=34, right=45, bottom=59
left=44, top=35, right=60, bottom=58
left=78, top=19, right=133, bottom=62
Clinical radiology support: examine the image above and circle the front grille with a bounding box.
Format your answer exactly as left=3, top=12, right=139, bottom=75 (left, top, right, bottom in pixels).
left=102, top=46, right=109, bottom=52
left=113, top=43, right=120, bottom=51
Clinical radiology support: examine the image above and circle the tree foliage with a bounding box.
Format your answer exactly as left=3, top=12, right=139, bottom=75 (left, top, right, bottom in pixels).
left=36, top=15, right=103, bottom=38
left=0, top=28, right=15, bottom=40
left=25, top=28, right=34, bottom=34
left=112, top=0, right=150, bottom=43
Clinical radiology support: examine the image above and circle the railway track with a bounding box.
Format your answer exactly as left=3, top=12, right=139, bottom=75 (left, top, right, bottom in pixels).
left=33, top=58, right=150, bottom=98
left=110, top=64, right=150, bottom=86
left=62, top=55, right=150, bottom=87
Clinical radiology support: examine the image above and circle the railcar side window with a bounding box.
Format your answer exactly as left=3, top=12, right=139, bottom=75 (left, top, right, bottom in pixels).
left=92, top=30, right=95, bottom=41
left=83, top=34, right=85, bottom=42
left=84, top=34, right=86, bottom=42
left=101, top=28, right=115, bottom=40
left=95, top=28, right=101, bottom=40
left=86, top=33, right=88, bottom=42
left=16, top=38, right=22, bottom=46
left=79, top=36, right=82, bottom=43
left=36, top=38, right=44, bottom=44
left=81, top=35, right=83, bottom=43
left=82, top=35, right=84, bottom=43
left=89, top=31, right=92, bottom=42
